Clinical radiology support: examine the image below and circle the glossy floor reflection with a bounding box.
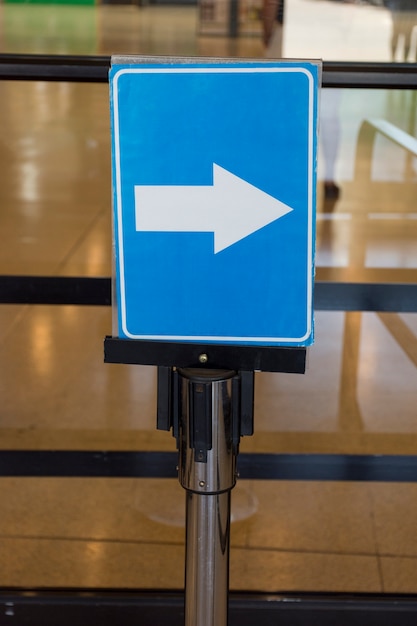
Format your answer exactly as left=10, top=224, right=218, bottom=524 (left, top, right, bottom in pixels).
left=0, top=2, right=417, bottom=595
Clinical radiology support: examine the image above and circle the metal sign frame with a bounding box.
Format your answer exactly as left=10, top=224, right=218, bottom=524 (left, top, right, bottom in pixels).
left=109, top=56, right=320, bottom=356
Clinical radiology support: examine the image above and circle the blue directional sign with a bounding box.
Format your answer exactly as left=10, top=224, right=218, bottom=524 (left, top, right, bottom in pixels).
left=110, top=59, right=319, bottom=346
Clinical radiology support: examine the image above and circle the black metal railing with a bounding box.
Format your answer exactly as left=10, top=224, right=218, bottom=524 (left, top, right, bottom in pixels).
left=1, top=54, right=417, bottom=88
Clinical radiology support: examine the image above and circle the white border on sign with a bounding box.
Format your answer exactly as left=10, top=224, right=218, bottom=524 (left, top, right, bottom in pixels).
left=112, top=65, right=316, bottom=344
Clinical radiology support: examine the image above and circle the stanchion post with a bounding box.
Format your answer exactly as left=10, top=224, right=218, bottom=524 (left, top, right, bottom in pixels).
left=108, top=54, right=318, bottom=626
left=157, top=366, right=254, bottom=626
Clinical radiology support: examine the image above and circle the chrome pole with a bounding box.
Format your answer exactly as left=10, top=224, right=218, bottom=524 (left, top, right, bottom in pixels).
left=177, top=368, right=237, bottom=626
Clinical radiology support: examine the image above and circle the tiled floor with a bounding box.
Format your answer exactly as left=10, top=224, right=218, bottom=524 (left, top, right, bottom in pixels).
left=0, top=0, right=416, bottom=595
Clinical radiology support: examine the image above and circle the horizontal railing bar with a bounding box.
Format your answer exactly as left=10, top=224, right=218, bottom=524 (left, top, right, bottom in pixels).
left=1, top=276, right=416, bottom=312
left=0, top=53, right=110, bottom=83
left=1, top=450, right=417, bottom=482
left=2, top=590, right=417, bottom=626
left=0, top=54, right=416, bottom=89
left=322, top=61, right=417, bottom=89
left=315, top=281, right=417, bottom=312
left=0, top=275, right=112, bottom=306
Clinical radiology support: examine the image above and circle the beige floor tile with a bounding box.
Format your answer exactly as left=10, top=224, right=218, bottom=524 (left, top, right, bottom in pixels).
left=230, top=548, right=382, bottom=593
left=59, top=211, right=112, bottom=277
left=242, top=481, right=377, bottom=555
left=0, top=536, right=185, bottom=589
left=0, top=306, right=157, bottom=432
left=357, top=314, right=417, bottom=433
left=0, top=306, right=28, bottom=343
left=380, top=557, right=417, bottom=593
left=370, top=484, right=417, bottom=557
left=0, top=478, right=183, bottom=545
left=0, top=81, right=110, bottom=277
left=253, top=313, right=345, bottom=433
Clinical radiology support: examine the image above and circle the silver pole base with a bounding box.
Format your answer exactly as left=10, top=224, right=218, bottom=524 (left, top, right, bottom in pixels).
left=185, top=491, right=230, bottom=626
left=178, top=369, right=237, bottom=626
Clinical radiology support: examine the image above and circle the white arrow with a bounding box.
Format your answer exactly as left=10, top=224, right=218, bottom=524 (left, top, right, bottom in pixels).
left=134, top=163, right=294, bottom=254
